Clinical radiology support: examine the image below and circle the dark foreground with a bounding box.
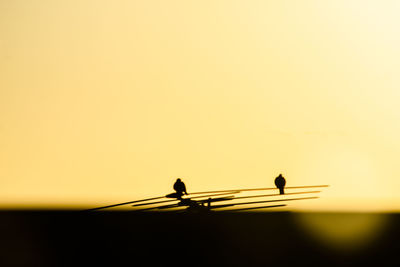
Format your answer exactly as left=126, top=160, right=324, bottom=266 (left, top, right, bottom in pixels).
left=0, top=210, right=399, bottom=266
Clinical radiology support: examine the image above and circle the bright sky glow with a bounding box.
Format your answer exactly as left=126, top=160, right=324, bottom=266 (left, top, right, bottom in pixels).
left=1, top=1, right=400, bottom=211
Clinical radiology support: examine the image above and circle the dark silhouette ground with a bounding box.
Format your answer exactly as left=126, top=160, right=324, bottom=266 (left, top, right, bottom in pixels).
left=0, top=211, right=398, bottom=266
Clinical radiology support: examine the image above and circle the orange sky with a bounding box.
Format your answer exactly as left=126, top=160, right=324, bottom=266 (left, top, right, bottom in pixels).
left=1, top=0, right=400, bottom=211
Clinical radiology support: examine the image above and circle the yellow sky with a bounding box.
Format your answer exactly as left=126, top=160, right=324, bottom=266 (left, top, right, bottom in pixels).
left=1, top=0, right=400, bottom=211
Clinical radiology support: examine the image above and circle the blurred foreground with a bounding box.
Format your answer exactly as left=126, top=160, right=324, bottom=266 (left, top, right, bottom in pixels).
left=0, top=211, right=398, bottom=266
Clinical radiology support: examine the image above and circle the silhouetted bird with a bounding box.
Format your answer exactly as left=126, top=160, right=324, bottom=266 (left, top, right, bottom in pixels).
left=173, top=178, right=188, bottom=199
left=274, top=174, right=286, bottom=195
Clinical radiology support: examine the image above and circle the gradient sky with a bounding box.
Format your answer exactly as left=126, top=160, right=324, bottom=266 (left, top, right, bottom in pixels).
left=1, top=0, right=400, bottom=211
